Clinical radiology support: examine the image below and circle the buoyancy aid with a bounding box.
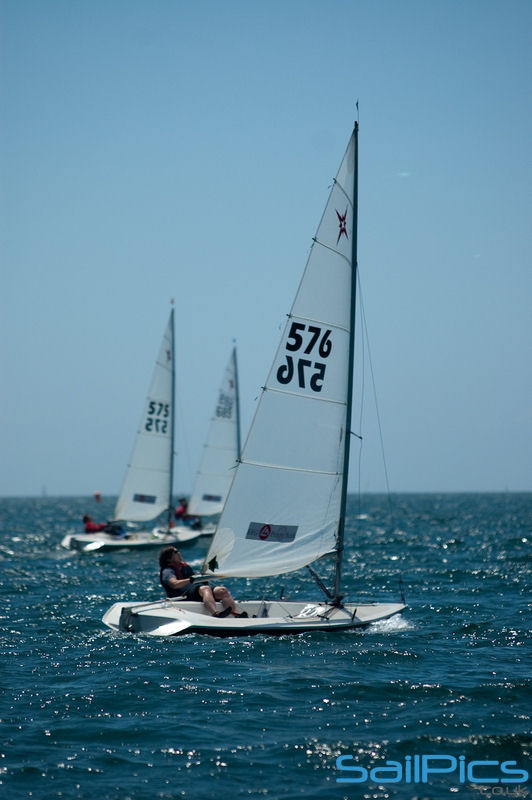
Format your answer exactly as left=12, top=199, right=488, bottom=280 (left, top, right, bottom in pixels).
left=160, top=562, right=194, bottom=597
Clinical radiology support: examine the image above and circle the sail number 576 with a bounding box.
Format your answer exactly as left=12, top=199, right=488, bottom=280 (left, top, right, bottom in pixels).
left=276, top=322, right=332, bottom=392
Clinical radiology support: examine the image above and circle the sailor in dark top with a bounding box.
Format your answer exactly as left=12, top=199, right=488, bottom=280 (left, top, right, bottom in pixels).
left=158, top=547, right=247, bottom=617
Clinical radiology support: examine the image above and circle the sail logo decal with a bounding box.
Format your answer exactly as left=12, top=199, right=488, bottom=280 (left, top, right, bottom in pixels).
left=259, top=524, right=271, bottom=540
left=216, top=392, right=234, bottom=419
left=133, top=494, right=156, bottom=504
left=276, top=321, right=332, bottom=393
left=336, top=207, right=348, bottom=244
left=246, top=522, right=298, bottom=542
left=202, top=494, right=222, bottom=503
left=145, top=398, right=170, bottom=434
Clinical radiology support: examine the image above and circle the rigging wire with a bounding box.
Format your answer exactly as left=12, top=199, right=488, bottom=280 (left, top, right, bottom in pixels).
left=356, top=268, right=395, bottom=522
left=355, top=273, right=365, bottom=520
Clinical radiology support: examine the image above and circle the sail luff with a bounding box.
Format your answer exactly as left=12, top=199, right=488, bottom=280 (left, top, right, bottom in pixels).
left=333, top=121, right=359, bottom=602
left=167, top=307, right=176, bottom=531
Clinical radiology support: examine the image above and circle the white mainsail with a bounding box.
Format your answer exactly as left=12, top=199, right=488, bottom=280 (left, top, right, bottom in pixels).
left=113, top=311, right=175, bottom=523
left=204, top=132, right=356, bottom=578
left=187, top=347, right=241, bottom=518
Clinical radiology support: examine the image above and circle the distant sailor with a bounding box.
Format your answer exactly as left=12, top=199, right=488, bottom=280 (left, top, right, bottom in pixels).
left=82, top=515, right=125, bottom=536
left=174, top=498, right=202, bottom=530
left=174, top=498, right=189, bottom=519
left=158, top=546, right=247, bottom=618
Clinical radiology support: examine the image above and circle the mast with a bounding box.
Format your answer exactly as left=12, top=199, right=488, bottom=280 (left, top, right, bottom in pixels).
left=167, top=306, right=176, bottom=531
left=232, top=343, right=242, bottom=458
left=333, top=121, right=359, bottom=603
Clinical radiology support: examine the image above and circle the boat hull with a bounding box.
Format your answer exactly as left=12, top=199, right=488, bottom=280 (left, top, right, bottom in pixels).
left=172, top=523, right=216, bottom=538
left=102, top=599, right=406, bottom=637
left=61, top=528, right=200, bottom=552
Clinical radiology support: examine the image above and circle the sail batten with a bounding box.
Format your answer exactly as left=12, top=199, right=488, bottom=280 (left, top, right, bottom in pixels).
left=239, top=459, right=340, bottom=476
left=263, top=385, right=346, bottom=406
left=286, top=314, right=350, bottom=334
left=332, top=177, right=353, bottom=205
left=311, top=239, right=352, bottom=263
left=203, top=131, right=356, bottom=580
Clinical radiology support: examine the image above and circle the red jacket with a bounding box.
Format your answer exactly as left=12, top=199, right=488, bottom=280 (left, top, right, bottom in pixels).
left=84, top=520, right=107, bottom=533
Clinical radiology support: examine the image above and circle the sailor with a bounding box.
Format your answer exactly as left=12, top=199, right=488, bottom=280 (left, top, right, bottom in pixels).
left=174, top=498, right=202, bottom=530
left=82, top=515, right=126, bottom=536
left=174, top=498, right=189, bottom=519
left=83, top=515, right=107, bottom=533
left=158, top=546, right=247, bottom=618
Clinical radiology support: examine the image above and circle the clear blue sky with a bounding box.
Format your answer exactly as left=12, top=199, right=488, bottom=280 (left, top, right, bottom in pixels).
left=1, top=0, right=531, bottom=497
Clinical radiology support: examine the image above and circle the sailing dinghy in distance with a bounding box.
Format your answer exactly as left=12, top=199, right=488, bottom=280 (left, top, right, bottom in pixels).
left=102, top=122, right=406, bottom=631
left=62, top=309, right=199, bottom=552
left=174, top=346, right=241, bottom=538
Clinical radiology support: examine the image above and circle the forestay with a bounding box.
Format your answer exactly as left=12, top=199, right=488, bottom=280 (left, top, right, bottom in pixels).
left=187, top=347, right=241, bottom=518
left=113, top=312, right=175, bottom=522
left=203, top=133, right=356, bottom=578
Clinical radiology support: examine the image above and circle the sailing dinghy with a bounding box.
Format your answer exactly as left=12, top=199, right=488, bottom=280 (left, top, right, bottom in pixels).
left=173, top=346, right=241, bottom=538
left=62, top=309, right=199, bottom=552
left=103, top=123, right=406, bottom=630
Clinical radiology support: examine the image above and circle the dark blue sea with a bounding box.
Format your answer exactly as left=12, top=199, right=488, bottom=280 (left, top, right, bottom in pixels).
left=1, top=494, right=530, bottom=800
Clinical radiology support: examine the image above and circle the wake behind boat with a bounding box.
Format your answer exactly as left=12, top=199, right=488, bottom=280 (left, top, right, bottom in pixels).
left=63, top=308, right=200, bottom=553
left=103, top=121, right=406, bottom=633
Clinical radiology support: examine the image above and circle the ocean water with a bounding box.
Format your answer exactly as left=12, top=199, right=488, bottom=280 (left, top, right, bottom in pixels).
left=0, top=493, right=530, bottom=800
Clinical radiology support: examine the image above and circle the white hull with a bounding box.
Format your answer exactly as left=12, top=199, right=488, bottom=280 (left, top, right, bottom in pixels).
left=173, top=522, right=215, bottom=538
left=102, top=598, right=406, bottom=637
left=61, top=528, right=200, bottom=553
left=151, top=526, right=203, bottom=544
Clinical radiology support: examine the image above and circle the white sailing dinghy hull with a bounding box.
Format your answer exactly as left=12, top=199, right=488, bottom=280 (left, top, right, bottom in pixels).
left=151, top=526, right=202, bottom=542
left=62, top=528, right=199, bottom=553
left=171, top=523, right=216, bottom=539
left=102, top=599, right=405, bottom=637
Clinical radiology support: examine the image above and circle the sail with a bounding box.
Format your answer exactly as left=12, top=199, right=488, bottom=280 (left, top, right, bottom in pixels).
left=187, top=347, right=241, bottom=518
left=203, top=131, right=356, bottom=578
left=113, top=311, right=175, bottom=522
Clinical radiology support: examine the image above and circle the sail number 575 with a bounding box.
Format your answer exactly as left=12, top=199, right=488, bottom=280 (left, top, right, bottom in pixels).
left=145, top=400, right=169, bottom=433
left=276, top=322, right=332, bottom=392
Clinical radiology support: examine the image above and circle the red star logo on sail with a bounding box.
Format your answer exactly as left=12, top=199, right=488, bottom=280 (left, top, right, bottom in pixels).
left=336, top=208, right=348, bottom=244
